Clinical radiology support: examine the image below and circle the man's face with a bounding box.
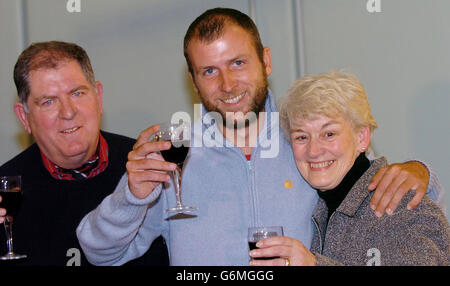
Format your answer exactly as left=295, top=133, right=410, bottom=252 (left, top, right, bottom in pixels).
left=14, top=60, right=103, bottom=169
left=187, top=24, right=272, bottom=126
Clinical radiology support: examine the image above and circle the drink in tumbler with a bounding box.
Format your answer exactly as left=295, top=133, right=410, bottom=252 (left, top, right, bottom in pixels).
left=248, top=226, right=283, bottom=260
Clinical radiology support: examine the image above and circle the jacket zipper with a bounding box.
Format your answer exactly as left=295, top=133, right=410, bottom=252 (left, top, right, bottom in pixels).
left=246, top=158, right=257, bottom=227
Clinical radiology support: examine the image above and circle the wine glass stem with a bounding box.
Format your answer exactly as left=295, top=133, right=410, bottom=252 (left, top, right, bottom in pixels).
left=3, top=216, right=15, bottom=254
left=172, top=168, right=183, bottom=206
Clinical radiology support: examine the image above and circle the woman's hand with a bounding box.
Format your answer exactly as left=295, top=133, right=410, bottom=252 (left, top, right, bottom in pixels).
left=249, top=236, right=315, bottom=266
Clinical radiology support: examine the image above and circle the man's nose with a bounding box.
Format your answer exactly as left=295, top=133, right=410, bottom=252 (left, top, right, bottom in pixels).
left=59, top=97, right=77, bottom=119
left=220, top=70, right=237, bottom=93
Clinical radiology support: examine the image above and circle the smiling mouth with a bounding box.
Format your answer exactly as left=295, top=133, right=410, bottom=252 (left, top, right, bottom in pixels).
left=222, top=92, right=245, bottom=104
left=310, top=160, right=335, bottom=169
left=61, top=127, right=80, bottom=134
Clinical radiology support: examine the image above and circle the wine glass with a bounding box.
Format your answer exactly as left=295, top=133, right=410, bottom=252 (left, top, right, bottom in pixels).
left=248, top=226, right=283, bottom=260
left=154, top=122, right=197, bottom=214
left=0, top=176, right=26, bottom=260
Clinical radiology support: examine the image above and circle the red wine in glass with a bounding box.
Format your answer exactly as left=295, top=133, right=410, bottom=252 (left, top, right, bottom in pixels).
left=0, top=190, right=23, bottom=217
left=155, top=123, right=197, bottom=214
left=248, top=226, right=283, bottom=260
left=0, top=176, right=27, bottom=260
left=160, top=140, right=190, bottom=166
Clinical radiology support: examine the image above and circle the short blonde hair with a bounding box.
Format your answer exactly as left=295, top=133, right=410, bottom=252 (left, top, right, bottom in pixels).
left=279, top=70, right=378, bottom=138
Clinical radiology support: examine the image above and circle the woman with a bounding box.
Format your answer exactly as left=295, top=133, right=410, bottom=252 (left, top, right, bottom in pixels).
left=249, top=70, right=449, bottom=266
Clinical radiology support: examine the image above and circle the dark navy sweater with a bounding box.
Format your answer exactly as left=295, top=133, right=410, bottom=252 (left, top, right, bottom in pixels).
left=0, top=131, right=168, bottom=266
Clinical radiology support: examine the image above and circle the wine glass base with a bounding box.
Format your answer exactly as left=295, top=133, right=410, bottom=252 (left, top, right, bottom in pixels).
left=0, top=253, right=27, bottom=260
left=165, top=205, right=197, bottom=214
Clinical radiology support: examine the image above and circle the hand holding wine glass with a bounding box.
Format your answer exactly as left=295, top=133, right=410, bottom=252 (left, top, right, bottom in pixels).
left=154, top=122, right=197, bottom=214
left=248, top=226, right=284, bottom=260
left=248, top=228, right=316, bottom=266
left=0, top=200, right=6, bottom=224
left=0, top=176, right=26, bottom=260
left=126, top=124, right=178, bottom=200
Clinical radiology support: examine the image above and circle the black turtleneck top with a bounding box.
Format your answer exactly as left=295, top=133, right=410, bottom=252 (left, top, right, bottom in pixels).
left=316, top=153, right=370, bottom=221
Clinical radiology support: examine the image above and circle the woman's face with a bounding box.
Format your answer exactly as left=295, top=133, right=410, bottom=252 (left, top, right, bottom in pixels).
left=290, top=114, right=367, bottom=191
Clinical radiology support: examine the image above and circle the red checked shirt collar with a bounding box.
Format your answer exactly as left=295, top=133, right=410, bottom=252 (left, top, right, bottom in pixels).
left=41, top=133, right=109, bottom=180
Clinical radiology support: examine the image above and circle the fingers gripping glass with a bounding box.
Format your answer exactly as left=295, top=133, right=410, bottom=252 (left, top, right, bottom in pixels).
left=0, top=176, right=26, bottom=260
left=248, top=226, right=283, bottom=260
left=154, top=122, right=197, bottom=214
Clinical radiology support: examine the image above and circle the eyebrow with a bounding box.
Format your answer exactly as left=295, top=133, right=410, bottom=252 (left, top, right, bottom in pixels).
left=32, top=85, right=90, bottom=103
left=228, top=55, right=247, bottom=63
left=197, top=55, right=248, bottom=71
left=321, top=120, right=340, bottom=129
left=68, top=85, right=89, bottom=94
left=33, top=94, right=57, bottom=104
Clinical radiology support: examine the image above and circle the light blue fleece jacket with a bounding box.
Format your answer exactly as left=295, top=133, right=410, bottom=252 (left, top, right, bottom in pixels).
left=76, top=91, right=444, bottom=266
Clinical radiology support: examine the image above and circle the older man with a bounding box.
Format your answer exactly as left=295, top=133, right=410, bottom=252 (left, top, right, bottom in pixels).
left=77, top=8, right=444, bottom=266
left=0, top=41, right=168, bottom=266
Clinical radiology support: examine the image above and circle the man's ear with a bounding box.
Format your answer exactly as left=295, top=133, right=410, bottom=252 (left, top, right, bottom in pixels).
left=95, top=81, right=104, bottom=115
left=14, top=102, right=32, bottom=134
left=262, top=47, right=273, bottom=77
left=358, top=125, right=371, bottom=152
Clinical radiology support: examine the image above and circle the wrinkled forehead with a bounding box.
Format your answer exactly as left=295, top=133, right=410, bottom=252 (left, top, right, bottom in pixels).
left=28, top=60, right=91, bottom=95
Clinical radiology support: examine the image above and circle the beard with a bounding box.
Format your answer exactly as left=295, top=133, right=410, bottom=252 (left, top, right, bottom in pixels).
left=200, top=72, right=269, bottom=130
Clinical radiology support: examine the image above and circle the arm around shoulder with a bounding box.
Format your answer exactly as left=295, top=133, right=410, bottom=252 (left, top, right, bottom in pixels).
left=409, top=159, right=446, bottom=214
